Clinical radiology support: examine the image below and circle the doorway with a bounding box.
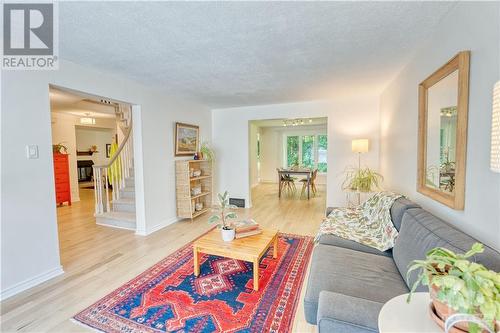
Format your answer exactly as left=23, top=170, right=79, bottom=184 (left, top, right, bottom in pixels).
left=248, top=117, right=328, bottom=210
left=49, top=86, right=136, bottom=269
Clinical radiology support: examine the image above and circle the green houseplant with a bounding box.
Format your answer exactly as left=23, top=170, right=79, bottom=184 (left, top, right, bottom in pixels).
left=208, top=191, right=238, bottom=241
left=406, top=243, right=499, bottom=333
left=52, top=143, right=68, bottom=154
left=342, top=167, right=383, bottom=192
left=200, top=141, right=215, bottom=162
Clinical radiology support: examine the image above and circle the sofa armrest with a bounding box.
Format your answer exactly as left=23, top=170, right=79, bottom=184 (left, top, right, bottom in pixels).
left=325, top=207, right=335, bottom=217
left=317, top=291, right=383, bottom=332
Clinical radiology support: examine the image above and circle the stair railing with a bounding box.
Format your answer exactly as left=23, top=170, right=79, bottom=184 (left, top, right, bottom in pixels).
left=92, top=108, right=133, bottom=215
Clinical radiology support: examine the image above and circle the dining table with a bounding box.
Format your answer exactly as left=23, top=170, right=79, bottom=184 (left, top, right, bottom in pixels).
left=277, top=168, right=313, bottom=199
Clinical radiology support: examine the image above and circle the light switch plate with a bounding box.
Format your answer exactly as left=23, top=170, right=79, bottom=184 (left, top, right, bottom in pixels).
left=26, top=145, right=39, bottom=159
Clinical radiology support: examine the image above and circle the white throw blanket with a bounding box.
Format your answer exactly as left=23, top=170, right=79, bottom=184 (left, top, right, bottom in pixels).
left=315, top=191, right=403, bottom=251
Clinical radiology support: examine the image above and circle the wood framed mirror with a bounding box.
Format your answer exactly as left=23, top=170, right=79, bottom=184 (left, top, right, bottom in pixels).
left=417, top=51, right=470, bottom=210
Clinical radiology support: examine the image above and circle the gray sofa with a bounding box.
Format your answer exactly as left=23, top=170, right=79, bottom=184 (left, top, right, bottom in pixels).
left=304, top=198, right=500, bottom=332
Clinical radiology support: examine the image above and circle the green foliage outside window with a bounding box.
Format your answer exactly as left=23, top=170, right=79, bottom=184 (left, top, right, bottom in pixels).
left=302, top=135, right=315, bottom=169
left=317, top=135, right=328, bottom=172
left=286, top=134, right=327, bottom=171
left=287, top=136, right=299, bottom=167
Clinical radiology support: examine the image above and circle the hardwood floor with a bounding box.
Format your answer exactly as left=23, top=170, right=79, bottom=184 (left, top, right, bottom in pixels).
left=1, top=184, right=325, bottom=332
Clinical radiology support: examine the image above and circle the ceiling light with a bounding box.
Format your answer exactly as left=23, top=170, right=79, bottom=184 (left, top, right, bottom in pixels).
left=80, top=113, right=96, bottom=125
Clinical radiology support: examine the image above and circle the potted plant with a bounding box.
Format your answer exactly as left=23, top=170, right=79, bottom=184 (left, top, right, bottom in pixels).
left=52, top=143, right=68, bottom=154
left=208, top=191, right=238, bottom=242
left=200, top=141, right=215, bottom=162
left=406, top=243, right=499, bottom=333
left=342, top=166, right=383, bottom=192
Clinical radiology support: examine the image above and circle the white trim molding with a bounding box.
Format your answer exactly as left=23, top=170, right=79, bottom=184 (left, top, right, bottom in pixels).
left=0, top=265, right=64, bottom=301
left=135, top=217, right=180, bottom=236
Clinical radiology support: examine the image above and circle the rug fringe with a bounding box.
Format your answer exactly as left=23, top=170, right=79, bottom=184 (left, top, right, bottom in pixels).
left=70, top=318, right=105, bottom=333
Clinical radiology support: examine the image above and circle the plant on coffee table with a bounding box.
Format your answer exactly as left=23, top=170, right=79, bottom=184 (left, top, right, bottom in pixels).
left=406, top=243, right=499, bottom=333
left=208, top=191, right=238, bottom=241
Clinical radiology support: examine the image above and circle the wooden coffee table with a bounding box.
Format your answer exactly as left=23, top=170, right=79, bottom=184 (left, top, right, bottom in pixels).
left=193, top=228, right=279, bottom=291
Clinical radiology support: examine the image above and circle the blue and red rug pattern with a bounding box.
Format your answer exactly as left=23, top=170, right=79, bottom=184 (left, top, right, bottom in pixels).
left=73, top=232, right=313, bottom=333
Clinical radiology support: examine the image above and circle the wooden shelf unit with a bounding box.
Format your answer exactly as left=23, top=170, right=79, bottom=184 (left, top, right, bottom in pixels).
left=175, top=160, right=213, bottom=219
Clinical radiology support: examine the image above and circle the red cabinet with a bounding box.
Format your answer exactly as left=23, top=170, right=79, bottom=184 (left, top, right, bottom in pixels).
left=53, top=153, right=71, bottom=206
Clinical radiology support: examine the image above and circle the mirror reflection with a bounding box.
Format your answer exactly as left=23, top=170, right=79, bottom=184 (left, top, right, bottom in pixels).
left=425, top=70, right=458, bottom=194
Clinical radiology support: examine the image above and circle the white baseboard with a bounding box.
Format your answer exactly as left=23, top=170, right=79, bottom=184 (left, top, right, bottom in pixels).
left=0, top=265, right=64, bottom=301
left=135, top=217, right=180, bottom=236
left=96, top=222, right=135, bottom=231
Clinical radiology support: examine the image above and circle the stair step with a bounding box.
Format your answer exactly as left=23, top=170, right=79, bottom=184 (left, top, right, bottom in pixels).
left=112, top=197, right=135, bottom=212
left=96, top=211, right=136, bottom=230
left=120, top=186, right=135, bottom=199
left=125, top=177, right=134, bottom=187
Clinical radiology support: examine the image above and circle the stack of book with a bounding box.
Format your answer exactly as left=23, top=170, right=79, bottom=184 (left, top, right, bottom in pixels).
left=233, top=219, right=262, bottom=239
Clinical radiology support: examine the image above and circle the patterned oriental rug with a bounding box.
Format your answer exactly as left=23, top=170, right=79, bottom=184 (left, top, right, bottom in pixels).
left=73, top=232, right=313, bottom=333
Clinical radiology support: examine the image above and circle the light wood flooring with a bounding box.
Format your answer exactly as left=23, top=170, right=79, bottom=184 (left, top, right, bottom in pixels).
left=1, top=184, right=325, bottom=332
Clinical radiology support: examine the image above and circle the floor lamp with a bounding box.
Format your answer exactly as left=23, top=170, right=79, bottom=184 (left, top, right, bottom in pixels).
left=351, top=139, right=369, bottom=204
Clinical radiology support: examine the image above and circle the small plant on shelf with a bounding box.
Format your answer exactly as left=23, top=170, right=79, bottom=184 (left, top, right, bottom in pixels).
left=200, top=141, right=215, bottom=162
left=52, top=143, right=68, bottom=154
left=208, top=191, right=238, bottom=241
left=406, top=243, right=499, bottom=333
left=342, top=166, right=383, bottom=192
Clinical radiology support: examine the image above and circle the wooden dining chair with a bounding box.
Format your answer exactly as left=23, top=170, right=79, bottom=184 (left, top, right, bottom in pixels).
left=277, top=168, right=296, bottom=195
left=300, top=169, right=318, bottom=197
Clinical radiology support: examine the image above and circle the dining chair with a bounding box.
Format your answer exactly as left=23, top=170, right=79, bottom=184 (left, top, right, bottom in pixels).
left=277, top=168, right=296, bottom=195
left=300, top=169, right=318, bottom=198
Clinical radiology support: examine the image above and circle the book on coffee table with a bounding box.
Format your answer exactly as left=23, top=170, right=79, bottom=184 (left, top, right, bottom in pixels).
left=233, top=219, right=259, bottom=233
left=235, top=228, right=263, bottom=239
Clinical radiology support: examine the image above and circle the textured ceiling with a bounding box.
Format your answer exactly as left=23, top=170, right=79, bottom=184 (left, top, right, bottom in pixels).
left=59, top=2, right=455, bottom=108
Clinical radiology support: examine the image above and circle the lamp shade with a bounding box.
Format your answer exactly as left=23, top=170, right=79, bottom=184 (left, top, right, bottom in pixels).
left=352, top=139, right=369, bottom=153
left=491, top=80, right=500, bottom=172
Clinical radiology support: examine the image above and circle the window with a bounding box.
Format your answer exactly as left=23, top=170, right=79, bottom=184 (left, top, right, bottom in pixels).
left=286, top=136, right=299, bottom=167
left=317, top=135, right=328, bottom=172
left=301, top=135, right=315, bottom=169
left=285, top=134, right=327, bottom=172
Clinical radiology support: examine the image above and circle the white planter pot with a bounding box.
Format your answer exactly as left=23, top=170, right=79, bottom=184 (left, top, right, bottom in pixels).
left=221, top=228, right=235, bottom=242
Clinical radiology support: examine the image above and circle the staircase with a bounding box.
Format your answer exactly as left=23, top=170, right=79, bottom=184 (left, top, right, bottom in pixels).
left=93, top=104, right=136, bottom=231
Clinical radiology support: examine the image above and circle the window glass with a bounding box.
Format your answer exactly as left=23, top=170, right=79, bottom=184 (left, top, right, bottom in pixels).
left=317, top=135, right=328, bottom=172
left=302, top=135, right=315, bottom=169
left=286, top=136, right=299, bottom=167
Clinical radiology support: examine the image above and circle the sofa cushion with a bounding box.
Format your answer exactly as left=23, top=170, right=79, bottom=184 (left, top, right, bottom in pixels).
left=390, top=197, right=420, bottom=231
left=304, top=244, right=409, bottom=325
left=394, top=208, right=500, bottom=290
left=317, top=291, right=383, bottom=333
left=318, top=234, right=392, bottom=257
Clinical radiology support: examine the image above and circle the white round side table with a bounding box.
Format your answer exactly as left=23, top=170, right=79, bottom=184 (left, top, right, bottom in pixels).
left=378, top=292, right=441, bottom=333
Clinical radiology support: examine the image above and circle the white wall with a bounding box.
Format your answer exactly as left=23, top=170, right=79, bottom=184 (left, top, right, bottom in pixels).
left=259, top=126, right=282, bottom=183
left=258, top=124, right=328, bottom=185
left=249, top=122, right=260, bottom=187
left=379, top=2, right=500, bottom=250
left=212, top=98, right=380, bottom=207
left=51, top=113, right=80, bottom=201
left=1, top=60, right=211, bottom=299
